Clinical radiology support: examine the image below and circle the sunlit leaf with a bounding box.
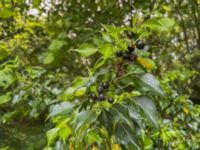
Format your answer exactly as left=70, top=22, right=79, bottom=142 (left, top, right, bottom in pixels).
left=143, top=17, right=175, bottom=32
left=0, top=8, right=13, bottom=18
left=73, top=44, right=98, bottom=57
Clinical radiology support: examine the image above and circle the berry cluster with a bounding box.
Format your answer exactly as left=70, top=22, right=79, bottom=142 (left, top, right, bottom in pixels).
left=116, top=31, right=145, bottom=62
left=90, top=81, right=114, bottom=104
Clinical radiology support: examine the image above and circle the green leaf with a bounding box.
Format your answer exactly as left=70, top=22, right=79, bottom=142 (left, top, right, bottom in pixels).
left=85, top=129, right=102, bottom=144
left=115, top=122, right=141, bottom=150
left=43, top=52, right=54, bottom=64
left=133, top=73, right=165, bottom=96
left=110, top=103, right=133, bottom=127
left=26, top=66, right=46, bottom=79
left=0, top=49, right=10, bottom=60
left=47, top=128, right=59, bottom=146
left=32, top=0, right=42, bottom=7
left=0, top=68, right=16, bottom=88
left=73, top=109, right=97, bottom=132
left=143, top=17, right=175, bottom=32
left=98, top=44, right=114, bottom=58
left=73, top=43, right=98, bottom=57
left=49, top=39, right=67, bottom=52
left=0, top=8, right=13, bottom=18
left=75, top=87, right=86, bottom=96
left=0, top=94, right=11, bottom=105
left=48, top=102, right=76, bottom=118
left=134, top=96, right=159, bottom=128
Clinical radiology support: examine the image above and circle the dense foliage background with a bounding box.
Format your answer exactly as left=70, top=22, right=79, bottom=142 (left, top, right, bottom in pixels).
left=0, top=0, right=199, bottom=150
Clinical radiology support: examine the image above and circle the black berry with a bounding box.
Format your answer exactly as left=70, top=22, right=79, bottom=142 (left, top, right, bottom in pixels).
left=136, top=40, right=145, bottom=50
left=122, top=52, right=130, bottom=60
left=116, top=51, right=123, bottom=57
left=127, top=44, right=135, bottom=53
left=108, top=97, right=114, bottom=103
left=102, top=81, right=109, bottom=89
left=127, top=31, right=135, bottom=39
left=90, top=92, right=97, bottom=100
left=97, top=85, right=104, bottom=93
left=98, top=93, right=105, bottom=101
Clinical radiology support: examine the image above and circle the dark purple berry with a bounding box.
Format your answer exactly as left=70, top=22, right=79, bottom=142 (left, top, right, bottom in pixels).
left=128, top=44, right=135, bottom=53
left=122, top=52, right=130, bottom=60
left=136, top=40, right=145, bottom=50
left=90, top=92, right=97, bottom=100
left=108, top=97, right=114, bottom=103
left=97, top=85, right=104, bottom=93
left=102, top=81, right=109, bottom=89
left=116, top=51, right=123, bottom=57
left=98, top=93, right=105, bottom=101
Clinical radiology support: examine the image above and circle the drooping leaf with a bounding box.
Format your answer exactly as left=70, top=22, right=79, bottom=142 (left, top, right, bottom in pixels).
left=132, top=73, right=165, bottom=96
left=134, top=96, right=159, bottom=128
left=115, top=122, right=141, bottom=150
left=110, top=103, right=133, bottom=127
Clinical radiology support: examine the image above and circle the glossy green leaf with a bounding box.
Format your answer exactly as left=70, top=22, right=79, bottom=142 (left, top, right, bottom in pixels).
left=131, top=73, right=165, bottom=96
left=115, top=122, right=141, bottom=150
left=134, top=96, right=159, bottom=128
left=73, top=109, right=97, bottom=132
left=48, top=101, right=76, bottom=118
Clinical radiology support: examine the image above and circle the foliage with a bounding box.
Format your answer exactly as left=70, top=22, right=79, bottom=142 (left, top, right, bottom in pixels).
left=0, top=0, right=199, bottom=150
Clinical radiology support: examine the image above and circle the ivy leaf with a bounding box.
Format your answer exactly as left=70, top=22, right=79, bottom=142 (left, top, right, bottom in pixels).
left=0, top=8, right=13, bottom=18
left=73, top=44, right=98, bottom=57
left=134, top=96, right=159, bottom=128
